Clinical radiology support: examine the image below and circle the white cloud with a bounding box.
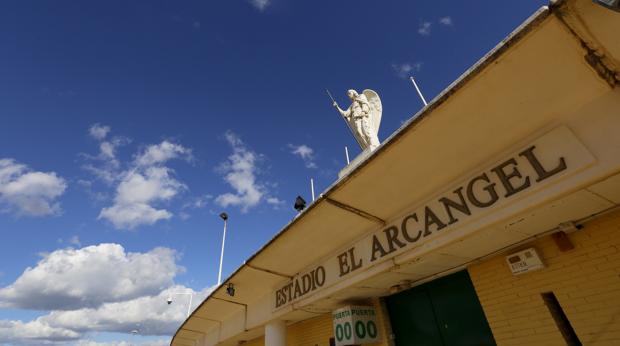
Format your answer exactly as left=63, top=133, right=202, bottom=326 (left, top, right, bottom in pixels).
left=0, top=283, right=213, bottom=344
left=0, top=243, right=219, bottom=345
left=418, top=21, right=432, bottom=36
left=0, top=159, right=67, bottom=217
left=249, top=0, right=271, bottom=11
left=99, top=166, right=185, bottom=229
left=76, top=340, right=169, bottom=346
left=99, top=141, right=118, bottom=161
left=439, top=16, right=453, bottom=26
left=192, top=194, right=211, bottom=208
left=0, top=319, right=80, bottom=344
left=99, top=202, right=171, bottom=229
left=77, top=179, right=107, bottom=202
left=265, top=197, right=286, bottom=209
left=89, top=124, right=111, bottom=141
left=0, top=284, right=213, bottom=344
left=178, top=211, right=191, bottom=220
left=182, top=194, right=212, bottom=210
left=83, top=125, right=129, bottom=185
left=69, top=235, right=81, bottom=247
left=113, top=168, right=182, bottom=207
left=82, top=163, right=118, bottom=186
left=83, top=126, right=192, bottom=230
left=391, top=62, right=422, bottom=79
left=134, top=141, right=192, bottom=167
left=288, top=144, right=317, bottom=169
left=0, top=244, right=181, bottom=310
left=41, top=285, right=214, bottom=337
left=215, top=132, right=265, bottom=212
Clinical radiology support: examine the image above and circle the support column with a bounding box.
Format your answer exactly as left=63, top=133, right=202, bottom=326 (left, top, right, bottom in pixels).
left=265, top=320, right=286, bottom=346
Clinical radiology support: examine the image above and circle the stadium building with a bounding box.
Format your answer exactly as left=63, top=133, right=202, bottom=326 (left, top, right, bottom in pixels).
left=172, top=0, right=620, bottom=345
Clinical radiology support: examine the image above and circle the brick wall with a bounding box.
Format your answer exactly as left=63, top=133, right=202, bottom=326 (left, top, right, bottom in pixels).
left=468, top=209, right=620, bottom=345
left=242, top=314, right=333, bottom=346
left=243, top=336, right=265, bottom=346
left=287, top=314, right=333, bottom=346
left=243, top=298, right=391, bottom=346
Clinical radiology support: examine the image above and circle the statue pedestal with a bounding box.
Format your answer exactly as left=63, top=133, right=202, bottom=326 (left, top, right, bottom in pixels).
left=338, top=148, right=373, bottom=178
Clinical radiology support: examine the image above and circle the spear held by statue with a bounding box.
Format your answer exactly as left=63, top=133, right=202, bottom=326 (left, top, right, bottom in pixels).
left=326, top=89, right=364, bottom=150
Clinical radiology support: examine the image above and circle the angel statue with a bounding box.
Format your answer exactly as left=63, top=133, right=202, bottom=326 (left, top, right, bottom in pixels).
left=330, top=89, right=382, bottom=151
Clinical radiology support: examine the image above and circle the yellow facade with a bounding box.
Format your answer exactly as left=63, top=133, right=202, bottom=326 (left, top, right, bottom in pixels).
left=242, top=315, right=335, bottom=346
left=469, top=209, right=620, bottom=345
left=243, top=298, right=392, bottom=346
left=245, top=207, right=620, bottom=346
left=287, top=314, right=333, bottom=346
left=243, top=337, right=265, bottom=346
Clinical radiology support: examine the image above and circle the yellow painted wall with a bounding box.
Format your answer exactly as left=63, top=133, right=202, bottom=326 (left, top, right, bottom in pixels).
left=243, top=336, right=264, bottom=346
left=287, top=314, right=333, bottom=346
left=241, top=315, right=332, bottom=346
left=286, top=298, right=391, bottom=346
left=469, top=209, right=620, bottom=345
left=242, top=298, right=391, bottom=346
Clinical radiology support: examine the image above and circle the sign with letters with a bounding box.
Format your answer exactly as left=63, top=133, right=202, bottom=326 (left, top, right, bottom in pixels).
left=273, top=126, right=595, bottom=310
left=506, top=248, right=545, bottom=275
left=332, top=306, right=381, bottom=346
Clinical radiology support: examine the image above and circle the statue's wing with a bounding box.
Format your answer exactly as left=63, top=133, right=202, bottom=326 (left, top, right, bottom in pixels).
left=363, top=89, right=382, bottom=135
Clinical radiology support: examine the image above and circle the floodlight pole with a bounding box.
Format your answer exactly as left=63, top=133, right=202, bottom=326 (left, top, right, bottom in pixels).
left=187, top=293, right=193, bottom=316
left=217, top=214, right=228, bottom=286
left=410, top=76, right=428, bottom=106
left=310, top=178, right=315, bottom=201
left=168, top=291, right=194, bottom=317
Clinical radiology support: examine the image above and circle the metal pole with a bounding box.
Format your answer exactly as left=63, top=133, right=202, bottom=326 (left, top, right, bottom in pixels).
left=167, top=292, right=194, bottom=317
left=310, top=178, right=315, bottom=201
left=217, top=219, right=227, bottom=285
left=345, top=146, right=350, bottom=165
left=410, top=76, right=428, bottom=106
left=187, top=293, right=193, bottom=317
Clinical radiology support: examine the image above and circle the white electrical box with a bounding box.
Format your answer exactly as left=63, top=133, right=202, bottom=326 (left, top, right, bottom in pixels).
left=506, top=248, right=544, bottom=275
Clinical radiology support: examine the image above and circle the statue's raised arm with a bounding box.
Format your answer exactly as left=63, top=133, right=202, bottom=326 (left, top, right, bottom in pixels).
left=333, top=102, right=351, bottom=120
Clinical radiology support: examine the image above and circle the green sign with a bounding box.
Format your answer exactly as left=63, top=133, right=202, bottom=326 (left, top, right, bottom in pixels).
left=332, top=306, right=381, bottom=346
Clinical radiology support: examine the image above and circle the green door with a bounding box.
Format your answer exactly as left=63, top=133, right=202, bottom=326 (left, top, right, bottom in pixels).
left=386, top=270, right=496, bottom=346
left=387, top=285, right=444, bottom=346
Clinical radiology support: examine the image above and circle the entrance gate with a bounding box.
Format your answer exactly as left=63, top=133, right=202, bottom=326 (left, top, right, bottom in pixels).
left=385, top=270, right=495, bottom=346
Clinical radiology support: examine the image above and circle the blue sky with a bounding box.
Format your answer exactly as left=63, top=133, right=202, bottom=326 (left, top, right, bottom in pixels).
left=0, top=0, right=546, bottom=344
